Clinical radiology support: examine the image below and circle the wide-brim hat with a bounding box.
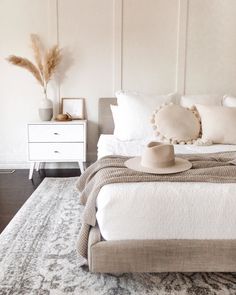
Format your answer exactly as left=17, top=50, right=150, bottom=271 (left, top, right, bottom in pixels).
left=125, top=141, right=192, bottom=174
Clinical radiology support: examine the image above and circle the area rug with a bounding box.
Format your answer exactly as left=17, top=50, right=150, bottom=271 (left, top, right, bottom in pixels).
left=0, top=178, right=236, bottom=295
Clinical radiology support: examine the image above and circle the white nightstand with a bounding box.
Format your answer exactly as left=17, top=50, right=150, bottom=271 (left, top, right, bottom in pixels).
left=27, top=120, right=87, bottom=179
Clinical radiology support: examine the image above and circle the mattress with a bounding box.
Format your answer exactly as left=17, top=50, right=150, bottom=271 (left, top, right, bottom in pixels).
left=96, top=134, right=236, bottom=241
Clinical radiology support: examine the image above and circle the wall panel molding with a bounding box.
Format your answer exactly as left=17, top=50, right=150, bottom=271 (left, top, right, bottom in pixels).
left=48, top=0, right=60, bottom=109
left=175, top=0, right=189, bottom=95
left=48, top=0, right=59, bottom=45
left=113, top=0, right=123, bottom=93
left=114, top=0, right=189, bottom=94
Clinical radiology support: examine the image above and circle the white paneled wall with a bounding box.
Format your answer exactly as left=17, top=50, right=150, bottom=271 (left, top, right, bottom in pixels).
left=122, top=0, right=178, bottom=93
left=185, top=0, right=236, bottom=94
left=1, top=0, right=236, bottom=167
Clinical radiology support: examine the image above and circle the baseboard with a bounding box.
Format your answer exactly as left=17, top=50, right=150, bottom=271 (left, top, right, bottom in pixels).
left=0, top=153, right=97, bottom=169
left=0, top=163, right=31, bottom=169
left=0, top=163, right=80, bottom=169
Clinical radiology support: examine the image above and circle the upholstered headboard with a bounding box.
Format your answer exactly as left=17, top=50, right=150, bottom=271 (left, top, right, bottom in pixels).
left=98, top=97, right=117, bottom=134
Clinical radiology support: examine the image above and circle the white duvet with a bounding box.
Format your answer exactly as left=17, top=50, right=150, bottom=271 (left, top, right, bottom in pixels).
left=96, top=135, right=236, bottom=241
left=97, top=134, right=236, bottom=159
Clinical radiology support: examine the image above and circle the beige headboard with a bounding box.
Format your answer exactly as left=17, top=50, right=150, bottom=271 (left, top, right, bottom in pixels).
left=98, top=97, right=117, bottom=134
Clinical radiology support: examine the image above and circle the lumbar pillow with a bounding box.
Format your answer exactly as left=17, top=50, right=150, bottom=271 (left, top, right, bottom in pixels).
left=196, top=104, right=236, bottom=144
left=180, top=94, right=222, bottom=108
left=114, top=91, right=177, bottom=141
left=222, top=95, right=236, bottom=107
left=151, top=103, right=201, bottom=144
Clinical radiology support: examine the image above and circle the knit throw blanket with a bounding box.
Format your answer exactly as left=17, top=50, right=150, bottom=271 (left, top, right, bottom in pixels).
left=77, top=152, right=236, bottom=259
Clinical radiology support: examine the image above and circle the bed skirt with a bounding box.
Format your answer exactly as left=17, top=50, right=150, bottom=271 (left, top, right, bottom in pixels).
left=87, top=226, right=236, bottom=273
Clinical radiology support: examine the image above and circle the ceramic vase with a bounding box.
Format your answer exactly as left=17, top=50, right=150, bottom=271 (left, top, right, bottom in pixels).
left=38, top=97, right=53, bottom=121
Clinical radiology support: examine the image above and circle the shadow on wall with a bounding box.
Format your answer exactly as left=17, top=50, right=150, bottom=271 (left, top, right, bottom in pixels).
left=50, top=46, right=74, bottom=115
left=56, top=46, right=74, bottom=86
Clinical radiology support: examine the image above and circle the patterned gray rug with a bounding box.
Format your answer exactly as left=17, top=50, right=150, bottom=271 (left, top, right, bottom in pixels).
left=0, top=177, right=236, bottom=294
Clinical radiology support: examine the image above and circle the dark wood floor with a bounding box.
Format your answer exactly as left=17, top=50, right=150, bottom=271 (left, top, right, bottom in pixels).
left=0, top=169, right=80, bottom=233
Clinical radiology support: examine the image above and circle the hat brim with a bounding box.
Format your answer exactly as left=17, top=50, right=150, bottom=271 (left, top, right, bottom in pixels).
left=125, top=157, right=192, bottom=174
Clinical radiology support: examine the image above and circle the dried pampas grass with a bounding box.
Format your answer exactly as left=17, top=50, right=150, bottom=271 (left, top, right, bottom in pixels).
left=44, top=45, right=62, bottom=83
left=7, top=34, right=62, bottom=96
left=30, top=34, right=44, bottom=76
left=7, top=55, right=43, bottom=86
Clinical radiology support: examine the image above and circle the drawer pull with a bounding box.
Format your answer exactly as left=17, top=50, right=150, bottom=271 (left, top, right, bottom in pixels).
left=54, top=151, right=59, bottom=153
left=54, top=132, right=59, bottom=135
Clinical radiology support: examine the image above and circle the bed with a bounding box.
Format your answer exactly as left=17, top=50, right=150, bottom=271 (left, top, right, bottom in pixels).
left=80, top=97, right=236, bottom=273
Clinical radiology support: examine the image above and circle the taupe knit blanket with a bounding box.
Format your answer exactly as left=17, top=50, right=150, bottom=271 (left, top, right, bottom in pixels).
left=77, top=152, right=236, bottom=258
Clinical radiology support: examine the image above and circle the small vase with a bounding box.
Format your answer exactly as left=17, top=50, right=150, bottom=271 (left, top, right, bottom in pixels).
left=38, top=98, right=53, bottom=121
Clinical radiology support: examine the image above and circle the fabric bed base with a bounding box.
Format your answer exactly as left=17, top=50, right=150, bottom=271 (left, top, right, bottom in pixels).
left=88, top=226, right=236, bottom=273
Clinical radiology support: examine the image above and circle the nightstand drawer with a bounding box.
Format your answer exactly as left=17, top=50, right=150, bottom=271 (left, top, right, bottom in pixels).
left=29, top=143, right=84, bottom=161
left=28, top=124, right=84, bottom=142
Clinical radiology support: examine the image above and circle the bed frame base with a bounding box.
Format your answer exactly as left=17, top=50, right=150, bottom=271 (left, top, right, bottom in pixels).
left=88, top=226, right=236, bottom=273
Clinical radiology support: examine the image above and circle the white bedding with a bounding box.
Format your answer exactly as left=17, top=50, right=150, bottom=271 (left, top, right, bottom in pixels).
left=96, top=135, right=236, bottom=241
left=97, top=134, right=236, bottom=159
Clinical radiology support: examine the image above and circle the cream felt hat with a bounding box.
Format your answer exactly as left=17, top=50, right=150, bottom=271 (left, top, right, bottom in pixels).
left=125, top=141, right=192, bottom=174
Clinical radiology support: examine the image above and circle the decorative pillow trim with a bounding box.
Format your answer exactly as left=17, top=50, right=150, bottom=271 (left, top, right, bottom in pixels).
left=151, top=103, right=201, bottom=145
left=194, top=138, right=213, bottom=146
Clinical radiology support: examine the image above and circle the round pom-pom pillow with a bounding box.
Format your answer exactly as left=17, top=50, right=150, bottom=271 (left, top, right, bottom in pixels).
left=151, top=103, right=201, bottom=144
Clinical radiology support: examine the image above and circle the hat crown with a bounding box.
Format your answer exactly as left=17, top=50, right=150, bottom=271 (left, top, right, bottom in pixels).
left=141, top=142, right=175, bottom=169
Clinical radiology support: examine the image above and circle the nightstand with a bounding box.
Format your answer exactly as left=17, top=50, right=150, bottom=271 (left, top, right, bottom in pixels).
left=27, top=120, right=87, bottom=179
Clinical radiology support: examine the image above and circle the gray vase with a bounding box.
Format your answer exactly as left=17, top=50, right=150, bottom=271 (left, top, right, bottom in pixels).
left=39, top=98, right=53, bottom=121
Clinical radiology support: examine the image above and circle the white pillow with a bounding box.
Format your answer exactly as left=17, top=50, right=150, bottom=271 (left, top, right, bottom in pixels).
left=115, top=90, right=176, bottom=141
left=110, top=104, right=120, bottom=137
left=180, top=95, right=222, bottom=108
left=110, top=104, right=118, bottom=121
left=222, top=95, right=236, bottom=107
left=196, top=104, right=236, bottom=144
